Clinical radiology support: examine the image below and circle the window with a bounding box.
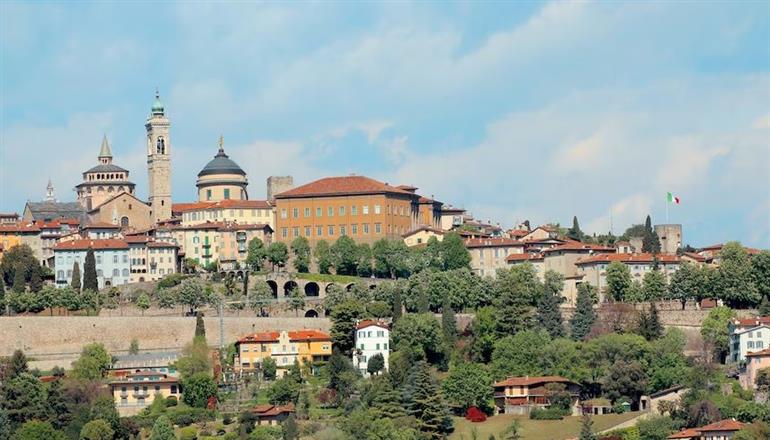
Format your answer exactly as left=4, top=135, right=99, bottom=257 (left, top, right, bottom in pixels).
left=113, top=255, right=118, bottom=263
left=376, top=343, right=380, bottom=350
left=351, top=224, right=358, bottom=235
left=206, top=189, right=212, bottom=200
left=113, top=269, right=119, bottom=277
left=317, top=226, right=323, bottom=236
left=749, top=341, right=755, bottom=349
left=293, top=208, right=299, bottom=219
left=363, top=205, right=369, bottom=215
left=758, top=331, right=763, bottom=338
left=340, top=225, right=346, bottom=236
left=377, top=331, right=384, bottom=337
left=293, top=227, right=299, bottom=237
left=305, top=226, right=311, bottom=237
left=223, top=188, right=230, bottom=199
left=97, top=269, right=103, bottom=277
left=123, top=254, right=128, bottom=263
left=328, top=225, right=334, bottom=236
left=282, top=228, right=288, bottom=238
left=328, top=206, right=334, bottom=217
left=339, top=206, right=345, bottom=216
left=750, top=332, right=754, bottom=338
left=375, top=223, right=381, bottom=234
left=759, top=341, right=765, bottom=349
left=384, top=343, right=388, bottom=350
left=122, top=269, right=129, bottom=277
left=360, top=344, right=365, bottom=350
left=281, top=209, right=287, bottom=219
left=171, top=385, right=178, bottom=394
left=96, top=255, right=102, bottom=264
left=351, top=206, right=357, bottom=215
left=374, top=205, right=381, bottom=214
left=316, top=207, right=322, bottom=217
left=58, top=270, right=64, bottom=279
left=363, top=224, right=369, bottom=234
left=304, top=207, right=310, bottom=217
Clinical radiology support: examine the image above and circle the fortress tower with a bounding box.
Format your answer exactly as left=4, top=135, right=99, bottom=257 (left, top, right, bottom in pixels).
left=146, top=90, right=172, bottom=222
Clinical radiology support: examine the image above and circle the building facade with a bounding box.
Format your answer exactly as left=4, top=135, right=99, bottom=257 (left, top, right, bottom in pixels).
left=171, top=221, right=272, bottom=268
left=729, top=317, right=770, bottom=363
left=125, top=236, right=179, bottom=283
left=76, top=135, right=136, bottom=211
left=146, top=91, right=173, bottom=223
left=654, top=224, right=683, bottom=255
left=493, top=376, right=581, bottom=415
left=175, top=200, right=274, bottom=230
left=54, top=239, right=131, bottom=288
left=353, top=321, right=390, bottom=376
left=110, top=371, right=180, bottom=416
left=234, top=330, right=332, bottom=375
left=196, top=138, right=249, bottom=202
left=466, top=237, right=525, bottom=277
left=575, top=253, right=681, bottom=301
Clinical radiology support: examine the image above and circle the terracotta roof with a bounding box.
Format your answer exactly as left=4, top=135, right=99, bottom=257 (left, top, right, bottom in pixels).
left=508, top=229, right=529, bottom=238
left=356, top=320, right=389, bottom=330
left=252, top=403, right=295, bottom=417
left=402, top=226, right=444, bottom=237
left=274, top=175, right=416, bottom=199
left=289, top=330, right=330, bottom=341
left=173, top=199, right=271, bottom=213
left=506, top=253, right=544, bottom=262
left=54, top=239, right=129, bottom=250
left=494, top=376, right=574, bottom=387
left=575, top=253, right=680, bottom=265
left=699, top=243, right=762, bottom=255
left=697, top=419, right=744, bottom=432
left=82, top=222, right=121, bottom=229
left=746, top=348, right=770, bottom=357
left=237, top=331, right=281, bottom=344
left=542, top=242, right=616, bottom=253
left=681, top=252, right=707, bottom=262
left=733, top=317, right=770, bottom=327
left=666, top=428, right=700, bottom=439
left=465, top=237, right=525, bottom=248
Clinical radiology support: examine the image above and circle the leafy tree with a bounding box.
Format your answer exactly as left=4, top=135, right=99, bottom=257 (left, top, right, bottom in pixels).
left=571, top=283, right=597, bottom=340
left=490, top=330, right=551, bottom=380
left=392, top=285, right=403, bottom=322
left=149, top=415, right=175, bottom=440
left=402, top=361, right=453, bottom=439
left=287, top=285, right=306, bottom=317
left=176, top=336, right=211, bottom=379
left=223, top=273, right=236, bottom=296
left=83, top=248, right=98, bottom=292
left=636, top=415, right=675, bottom=440
left=283, top=414, right=298, bottom=440
left=0, top=278, right=6, bottom=315
left=643, top=266, right=667, bottom=301
left=753, top=251, right=770, bottom=302
left=266, top=242, right=289, bottom=270
left=537, top=270, right=565, bottom=338
left=290, top=237, right=311, bottom=273
left=372, top=239, right=410, bottom=278
left=79, top=419, right=114, bottom=440
left=331, top=236, right=359, bottom=275
left=182, top=372, right=217, bottom=408
left=667, top=262, right=706, bottom=309
left=606, top=261, right=631, bottom=301
left=578, top=414, right=596, bottom=440
left=0, top=244, right=37, bottom=288
left=245, top=237, right=267, bottom=271
left=8, top=349, right=29, bottom=378
left=603, top=360, right=648, bottom=404
left=71, top=343, right=112, bottom=380
left=328, top=349, right=359, bottom=401
left=262, top=357, right=277, bottom=381
left=494, top=264, right=540, bottom=336
left=330, top=299, right=364, bottom=356
left=701, top=306, right=736, bottom=362
left=392, top=313, right=445, bottom=365
left=642, top=215, right=661, bottom=253
left=14, top=421, right=67, bottom=440
left=637, top=303, right=664, bottom=341
left=136, top=292, right=150, bottom=315
left=442, top=232, right=471, bottom=270
left=567, top=216, right=584, bottom=241
left=714, top=242, right=761, bottom=307
left=12, top=263, right=26, bottom=293
left=367, top=353, right=385, bottom=376
left=2, top=372, right=47, bottom=425
left=441, top=362, right=493, bottom=413
left=176, top=278, right=210, bottom=315
left=128, top=338, right=139, bottom=355
left=250, top=281, right=272, bottom=316
left=266, top=376, right=300, bottom=405
left=314, top=240, right=334, bottom=274
left=759, top=297, right=770, bottom=317
left=470, top=306, right=498, bottom=363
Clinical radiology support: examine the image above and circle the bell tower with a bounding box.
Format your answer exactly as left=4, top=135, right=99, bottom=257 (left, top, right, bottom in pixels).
left=146, top=89, right=172, bottom=222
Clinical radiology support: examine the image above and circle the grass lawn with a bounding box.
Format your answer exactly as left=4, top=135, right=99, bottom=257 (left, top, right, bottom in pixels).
left=449, top=412, right=640, bottom=440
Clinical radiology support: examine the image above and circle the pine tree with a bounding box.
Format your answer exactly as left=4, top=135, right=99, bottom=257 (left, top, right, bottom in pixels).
left=637, top=303, right=663, bottom=341
left=538, top=271, right=565, bottom=338
left=83, top=248, right=98, bottom=292
left=442, top=296, right=457, bottom=346
left=570, top=283, right=596, bottom=340
left=567, top=216, right=584, bottom=241
left=46, top=378, right=71, bottom=429
left=392, top=288, right=403, bottom=322
left=579, top=414, right=596, bottom=440
left=149, top=415, right=175, bottom=440
left=369, top=377, right=405, bottom=418
left=195, top=312, right=206, bottom=338
left=70, top=262, right=81, bottom=291
left=642, top=215, right=661, bottom=254
left=403, top=361, right=453, bottom=439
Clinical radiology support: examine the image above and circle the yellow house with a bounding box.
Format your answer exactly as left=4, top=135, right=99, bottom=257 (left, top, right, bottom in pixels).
left=109, top=371, right=181, bottom=416
left=0, top=226, right=22, bottom=260
left=235, top=330, right=332, bottom=375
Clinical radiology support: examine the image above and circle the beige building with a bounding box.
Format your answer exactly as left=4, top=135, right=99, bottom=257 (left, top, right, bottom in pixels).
left=575, top=253, right=681, bottom=302
left=542, top=242, right=616, bottom=279
left=466, top=237, right=525, bottom=277
left=146, top=91, right=173, bottom=222
left=505, top=253, right=545, bottom=278
left=110, top=371, right=181, bottom=416
left=76, top=135, right=137, bottom=211
left=174, top=199, right=274, bottom=230
left=439, top=206, right=466, bottom=231
left=87, top=192, right=153, bottom=231
left=196, top=137, right=249, bottom=202
left=172, top=221, right=272, bottom=267
left=125, top=236, right=179, bottom=282
left=403, top=226, right=444, bottom=247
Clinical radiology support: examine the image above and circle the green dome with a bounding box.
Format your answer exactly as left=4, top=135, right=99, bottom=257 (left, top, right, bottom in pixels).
left=151, top=91, right=164, bottom=115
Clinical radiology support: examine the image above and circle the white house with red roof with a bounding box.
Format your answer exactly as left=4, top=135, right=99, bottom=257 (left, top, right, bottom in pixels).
left=353, top=320, right=390, bottom=376
left=729, top=317, right=770, bottom=363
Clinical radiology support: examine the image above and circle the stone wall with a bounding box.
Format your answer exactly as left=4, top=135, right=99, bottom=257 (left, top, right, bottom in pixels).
left=0, top=316, right=330, bottom=370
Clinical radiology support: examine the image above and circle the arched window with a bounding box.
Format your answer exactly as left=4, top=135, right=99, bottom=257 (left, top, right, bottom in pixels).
left=112, top=269, right=119, bottom=277
left=122, top=269, right=129, bottom=277
left=157, top=136, right=165, bottom=154
left=121, top=216, right=129, bottom=227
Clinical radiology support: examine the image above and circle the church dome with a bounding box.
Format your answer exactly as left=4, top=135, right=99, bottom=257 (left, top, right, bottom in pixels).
left=197, top=147, right=246, bottom=177
left=151, top=90, right=164, bottom=115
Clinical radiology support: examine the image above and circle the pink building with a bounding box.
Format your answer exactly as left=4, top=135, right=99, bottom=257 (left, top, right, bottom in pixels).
left=740, top=347, right=770, bottom=390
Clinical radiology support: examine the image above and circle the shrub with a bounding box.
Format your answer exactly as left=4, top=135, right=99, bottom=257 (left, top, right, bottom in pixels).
left=165, top=395, right=178, bottom=407
left=178, top=425, right=198, bottom=440
left=465, top=406, right=487, bottom=422
left=529, top=407, right=569, bottom=420
left=222, top=414, right=234, bottom=425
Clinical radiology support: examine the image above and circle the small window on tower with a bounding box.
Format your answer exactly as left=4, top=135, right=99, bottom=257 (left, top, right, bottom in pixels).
left=224, top=189, right=230, bottom=199
left=206, top=189, right=212, bottom=201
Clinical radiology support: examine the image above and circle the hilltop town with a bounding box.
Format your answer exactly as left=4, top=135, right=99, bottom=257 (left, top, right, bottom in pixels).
left=0, top=94, right=768, bottom=440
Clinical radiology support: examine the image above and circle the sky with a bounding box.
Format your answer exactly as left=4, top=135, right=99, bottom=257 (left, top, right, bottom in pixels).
left=1, top=1, right=769, bottom=249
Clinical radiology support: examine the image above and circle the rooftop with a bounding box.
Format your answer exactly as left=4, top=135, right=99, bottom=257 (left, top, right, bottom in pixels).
left=54, top=239, right=129, bottom=251
left=493, top=376, right=574, bottom=387
left=575, top=253, right=681, bottom=265
left=697, top=419, right=744, bottom=432
left=172, top=199, right=271, bottom=213
left=274, top=175, right=416, bottom=199
left=198, top=145, right=246, bottom=177
left=465, top=237, right=525, bottom=248
left=356, top=320, right=390, bottom=330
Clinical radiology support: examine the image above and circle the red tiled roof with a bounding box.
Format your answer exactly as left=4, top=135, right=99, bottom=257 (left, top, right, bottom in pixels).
left=506, top=253, right=544, bottom=262
left=54, top=239, right=128, bottom=250
left=575, top=253, right=680, bottom=265
left=681, top=252, right=707, bottom=262
left=289, top=330, right=330, bottom=342
left=252, top=403, right=295, bottom=417
left=734, top=317, right=770, bottom=327
left=402, top=226, right=444, bottom=237
left=494, top=376, right=573, bottom=387
left=700, top=243, right=762, bottom=255
left=173, top=221, right=271, bottom=232
left=237, top=332, right=280, bottom=344
left=172, top=199, right=271, bottom=213
left=542, top=242, right=616, bottom=253
left=697, top=419, right=744, bottom=432
left=746, top=348, right=770, bottom=357
left=666, top=428, right=700, bottom=439
left=508, top=229, right=529, bottom=238
left=0, top=222, right=42, bottom=233
left=357, top=320, right=389, bottom=330
left=274, top=176, right=416, bottom=199
left=465, top=237, right=525, bottom=248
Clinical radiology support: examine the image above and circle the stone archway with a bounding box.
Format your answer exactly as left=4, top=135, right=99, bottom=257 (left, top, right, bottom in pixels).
left=304, top=309, right=319, bottom=318
left=325, top=283, right=338, bottom=294
left=267, top=280, right=278, bottom=298
left=345, top=283, right=355, bottom=292
left=305, top=282, right=320, bottom=297
left=284, top=280, right=299, bottom=296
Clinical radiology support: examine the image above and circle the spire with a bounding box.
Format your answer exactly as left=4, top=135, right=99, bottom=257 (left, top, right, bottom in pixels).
left=44, top=178, right=56, bottom=202
left=151, top=88, right=165, bottom=116
left=99, top=134, right=112, bottom=158
left=218, top=134, right=225, bottom=154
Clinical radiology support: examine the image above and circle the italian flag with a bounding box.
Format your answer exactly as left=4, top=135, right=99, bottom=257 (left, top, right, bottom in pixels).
left=667, top=192, right=681, bottom=205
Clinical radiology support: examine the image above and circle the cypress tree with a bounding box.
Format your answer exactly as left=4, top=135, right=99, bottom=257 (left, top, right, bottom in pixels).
left=570, top=283, right=596, bottom=340
left=71, top=262, right=81, bottom=291
left=149, top=415, right=175, bottom=440
left=637, top=302, right=663, bottom=341
left=568, top=216, right=584, bottom=241
left=441, top=296, right=456, bottom=346
left=537, top=289, right=565, bottom=338
left=194, top=312, right=206, bottom=338
left=12, top=264, right=26, bottom=293
left=392, top=288, right=403, bottom=322
left=242, top=271, right=249, bottom=296
left=642, top=215, right=661, bottom=253
left=29, top=268, right=42, bottom=293
left=82, top=248, right=98, bottom=292
left=0, top=278, right=5, bottom=315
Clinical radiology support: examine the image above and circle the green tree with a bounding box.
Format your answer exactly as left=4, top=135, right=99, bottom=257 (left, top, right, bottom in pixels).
left=0, top=244, right=36, bottom=288
left=267, top=242, right=289, bottom=270
left=701, top=306, right=736, bottom=362
left=182, top=373, right=217, bottom=408
left=368, top=377, right=406, bottom=418
left=79, top=419, right=114, bottom=440
left=493, top=264, right=540, bottom=336
left=442, top=296, right=457, bottom=347
left=250, top=281, right=272, bottom=316
left=503, top=419, right=522, bottom=440
left=262, top=357, right=277, bottom=381
left=328, top=348, right=359, bottom=400
left=330, top=236, right=360, bottom=275
left=314, top=240, right=334, bottom=274
left=753, top=251, right=770, bottom=302
left=642, top=215, right=661, bottom=254
left=287, top=285, right=306, bottom=317
left=45, top=378, right=71, bottom=429
left=441, top=362, right=493, bottom=413
left=71, top=343, right=112, bottom=380
left=402, top=361, right=453, bottom=439
left=603, top=360, right=648, bottom=404
left=714, top=242, right=761, bottom=307
left=643, top=266, right=667, bottom=301
left=290, top=236, right=311, bottom=273
left=14, top=421, right=67, bottom=440
left=537, top=270, right=565, bottom=338
left=266, top=376, right=300, bottom=405
left=392, top=286, right=403, bottom=322
left=637, top=415, right=675, bottom=440
left=82, top=248, right=98, bottom=292
left=571, top=283, right=596, bottom=340
left=195, top=312, right=206, bottom=338
left=392, top=313, right=445, bottom=365
left=136, top=292, right=150, bottom=316
left=149, top=415, right=175, bottom=440
left=12, top=263, right=26, bottom=293
left=356, top=243, right=374, bottom=277
left=637, top=303, right=663, bottom=341
left=578, top=414, right=596, bottom=440
left=0, top=278, right=6, bottom=315
left=28, top=267, right=42, bottom=293
left=128, top=338, right=139, bottom=355
left=567, top=216, right=584, bottom=241
left=606, top=261, right=631, bottom=301
left=8, top=349, right=29, bottom=378
left=667, top=262, right=706, bottom=309
left=245, top=237, right=267, bottom=271
left=330, top=299, right=364, bottom=356
left=372, top=239, right=410, bottom=278
left=490, top=330, right=551, bottom=380
left=2, top=372, right=47, bottom=425
left=176, top=336, right=211, bottom=378
left=176, top=278, right=210, bottom=315
left=283, top=415, right=298, bottom=440
left=470, top=306, right=498, bottom=363
left=367, top=353, right=385, bottom=376
left=442, top=232, right=471, bottom=270
left=223, top=273, right=236, bottom=296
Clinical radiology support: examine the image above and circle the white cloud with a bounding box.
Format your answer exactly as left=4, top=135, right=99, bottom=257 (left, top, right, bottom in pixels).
left=753, top=113, right=770, bottom=130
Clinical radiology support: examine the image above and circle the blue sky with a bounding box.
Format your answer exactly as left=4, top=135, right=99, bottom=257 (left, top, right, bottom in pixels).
left=1, top=1, right=768, bottom=248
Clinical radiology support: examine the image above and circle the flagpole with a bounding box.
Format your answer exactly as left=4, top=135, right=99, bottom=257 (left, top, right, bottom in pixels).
left=665, top=195, right=669, bottom=224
